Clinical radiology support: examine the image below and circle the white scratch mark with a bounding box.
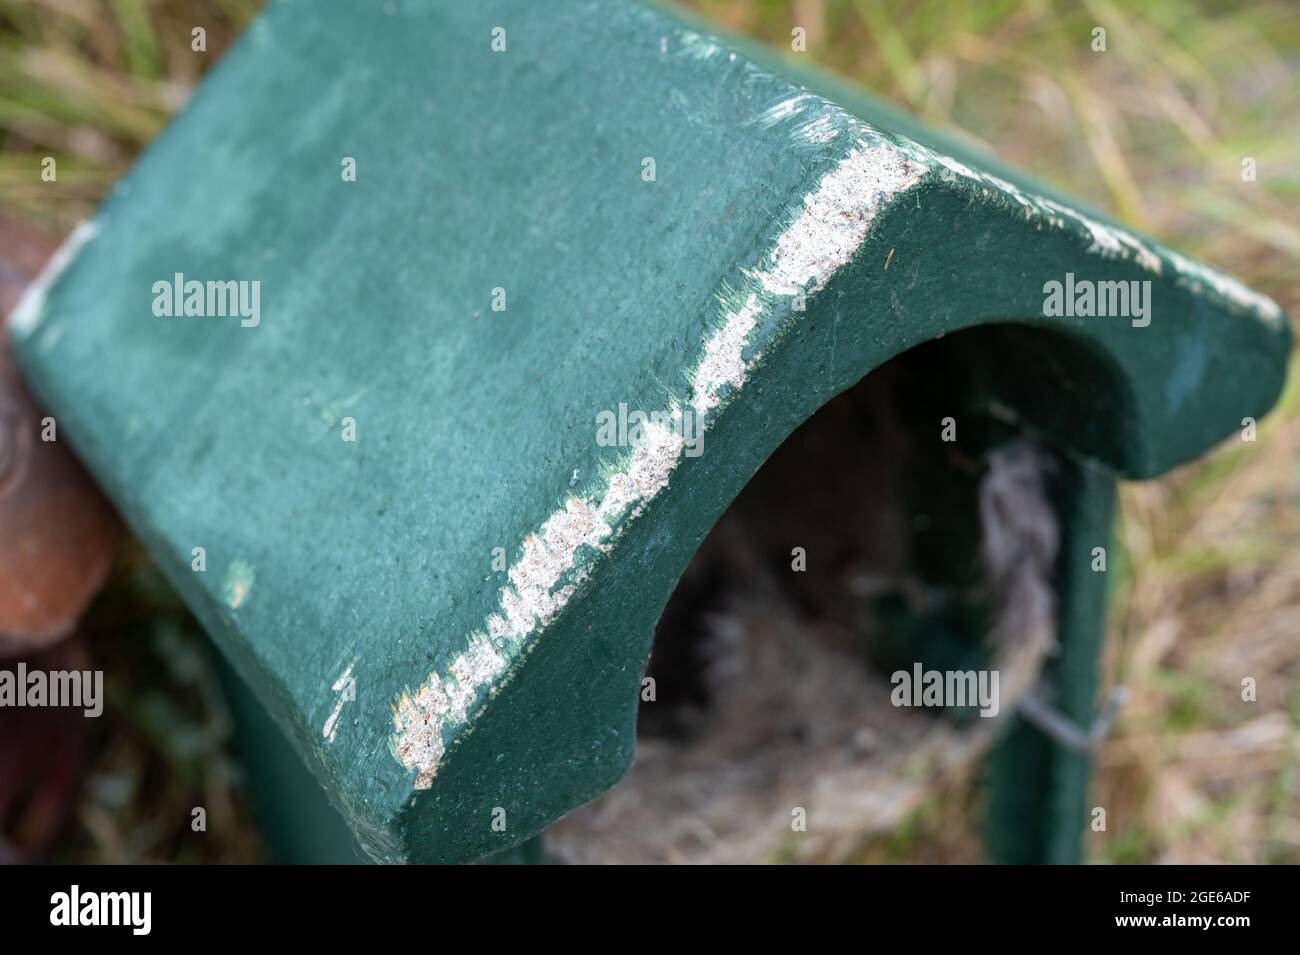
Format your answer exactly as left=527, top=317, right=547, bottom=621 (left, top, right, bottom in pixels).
left=390, top=130, right=925, bottom=790
left=894, top=137, right=1282, bottom=323
left=690, top=296, right=763, bottom=419
left=757, top=92, right=815, bottom=127
left=222, top=559, right=255, bottom=610
left=752, top=92, right=847, bottom=146
left=1039, top=199, right=1164, bottom=274
left=677, top=29, right=722, bottom=60
left=799, top=113, right=841, bottom=144
left=323, top=660, right=357, bottom=744
left=1164, top=249, right=1283, bottom=323
left=8, top=220, right=99, bottom=340
left=757, top=144, right=925, bottom=296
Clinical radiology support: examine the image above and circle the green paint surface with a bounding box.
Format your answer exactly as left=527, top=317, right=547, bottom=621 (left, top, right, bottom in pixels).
left=985, top=460, right=1116, bottom=864
left=9, top=0, right=1288, bottom=862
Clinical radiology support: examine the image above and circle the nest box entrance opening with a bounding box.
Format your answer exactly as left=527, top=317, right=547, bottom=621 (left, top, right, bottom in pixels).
left=549, top=325, right=1079, bottom=863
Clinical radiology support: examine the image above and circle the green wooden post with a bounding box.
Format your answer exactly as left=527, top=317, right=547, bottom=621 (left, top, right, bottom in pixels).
left=7, top=0, right=1288, bottom=862
left=986, top=460, right=1116, bottom=863
left=214, top=652, right=368, bottom=863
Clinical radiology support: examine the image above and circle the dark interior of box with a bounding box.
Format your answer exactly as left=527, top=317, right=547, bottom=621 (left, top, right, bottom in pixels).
left=640, top=326, right=1070, bottom=741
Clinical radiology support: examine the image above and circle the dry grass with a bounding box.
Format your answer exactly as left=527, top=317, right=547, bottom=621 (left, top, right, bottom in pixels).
left=2, top=0, right=1296, bottom=862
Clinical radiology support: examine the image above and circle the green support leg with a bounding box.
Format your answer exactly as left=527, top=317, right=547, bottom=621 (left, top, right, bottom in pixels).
left=985, top=457, right=1117, bottom=864
left=214, top=652, right=367, bottom=864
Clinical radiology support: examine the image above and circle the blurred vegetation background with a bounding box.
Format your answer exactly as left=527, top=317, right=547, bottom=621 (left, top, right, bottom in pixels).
left=0, top=0, right=1296, bottom=862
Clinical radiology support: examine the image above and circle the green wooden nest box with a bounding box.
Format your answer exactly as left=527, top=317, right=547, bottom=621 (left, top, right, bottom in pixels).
left=7, top=0, right=1288, bottom=864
